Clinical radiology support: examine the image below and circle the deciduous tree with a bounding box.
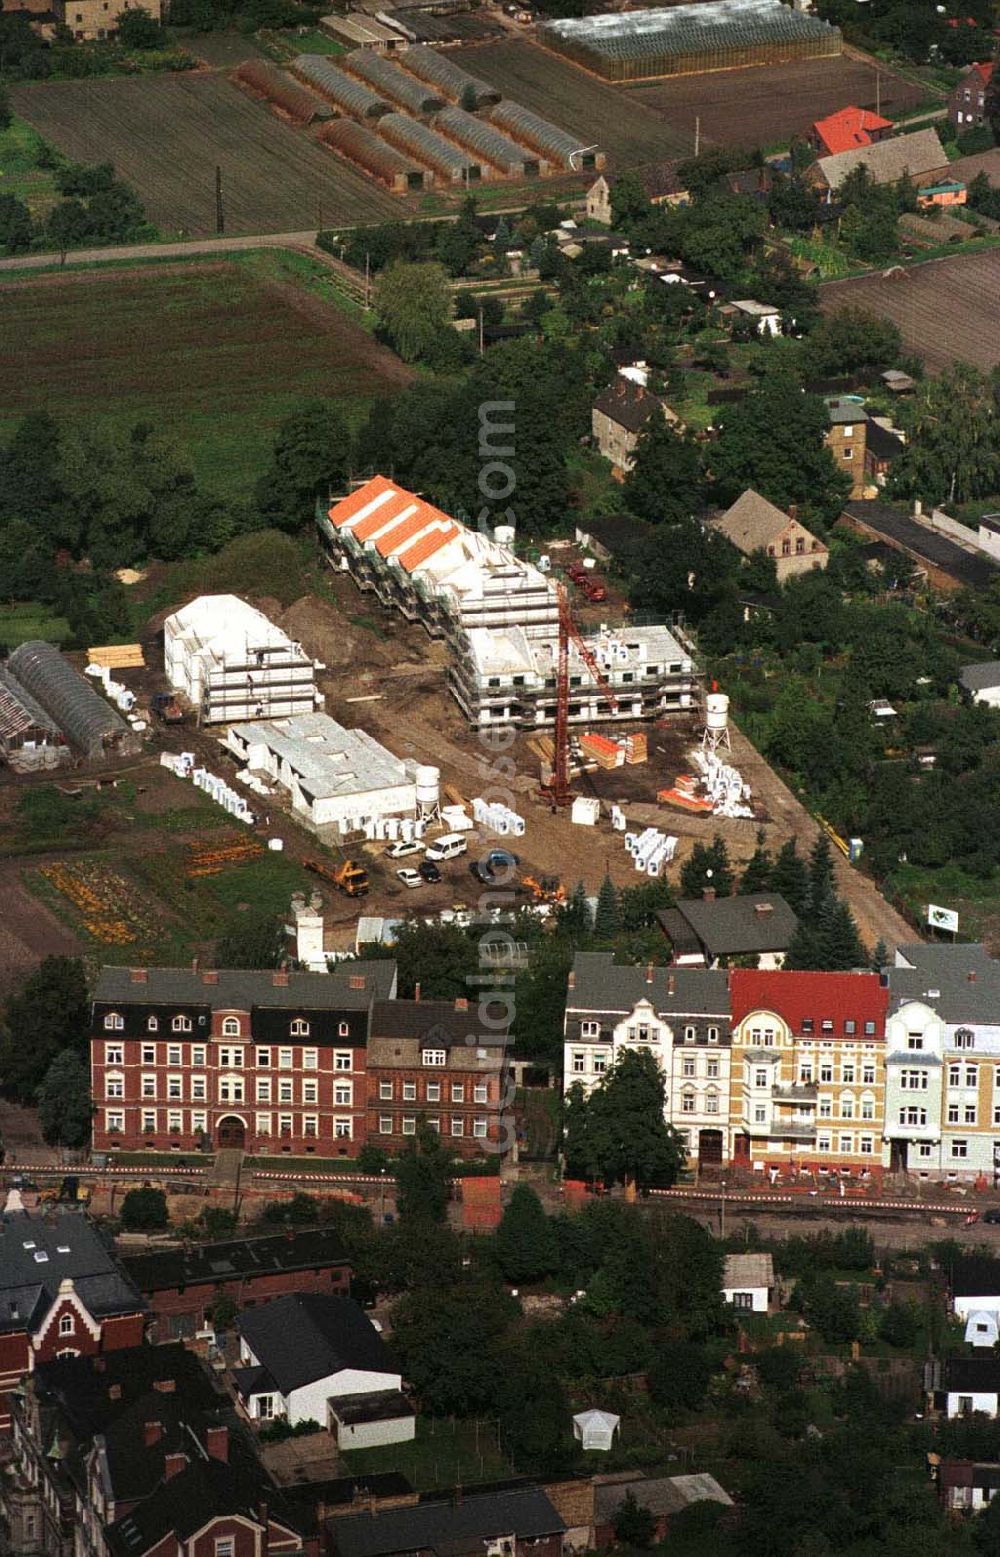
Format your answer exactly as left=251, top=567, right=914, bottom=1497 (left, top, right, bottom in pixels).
left=0, top=956, right=89, bottom=1103
left=563, top=1049, right=686, bottom=1190
left=374, top=259, right=452, bottom=363
left=37, top=1048, right=92, bottom=1148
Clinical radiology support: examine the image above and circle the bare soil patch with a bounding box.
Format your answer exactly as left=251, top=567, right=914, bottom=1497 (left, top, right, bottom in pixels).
left=820, top=249, right=1000, bottom=373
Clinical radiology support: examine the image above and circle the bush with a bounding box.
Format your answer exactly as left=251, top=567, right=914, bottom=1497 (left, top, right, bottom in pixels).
left=357, top=1144, right=391, bottom=1175
left=120, top=1186, right=168, bottom=1230
left=258, top=1416, right=321, bottom=1442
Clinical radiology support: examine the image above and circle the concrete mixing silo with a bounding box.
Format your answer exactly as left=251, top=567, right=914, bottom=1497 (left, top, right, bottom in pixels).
left=701, top=690, right=731, bottom=754
left=415, top=763, right=441, bottom=824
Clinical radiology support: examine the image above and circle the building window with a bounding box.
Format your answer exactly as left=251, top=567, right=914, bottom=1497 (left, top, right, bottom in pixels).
left=222, top=1018, right=240, bottom=1037
left=949, top=1064, right=961, bottom=1087
left=426, top=1082, right=441, bottom=1102
left=338, top=1022, right=350, bottom=1037
left=278, top=1080, right=293, bottom=1104
left=684, top=1025, right=696, bottom=1043
left=278, top=1114, right=293, bottom=1136
left=900, top=1106, right=927, bottom=1126
left=682, top=1090, right=695, bottom=1114
left=819, top=1098, right=832, bottom=1119
left=192, top=1111, right=207, bottom=1133
left=303, top=1049, right=318, bottom=1070
left=955, top=1028, right=975, bottom=1050
left=423, top=1049, right=447, bottom=1067
left=862, top=1064, right=875, bottom=1085
left=167, top=1110, right=183, bottom=1133
left=334, top=1082, right=351, bottom=1106
left=706, top=1057, right=720, bottom=1079
left=452, top=1118, right=464, bottom=1136
left=952, top=1140, right=969, bottom=1159
left=860, top=1135, right=873, bottom=1155
left=474, top=1083, right=488, bottom=1103
left=901, top=1070, right=928, bottom=1091
left=864, top=1021, right=876, bottom=1036
left=818, top=1136, right=830, bottom=1152
left=965, top=1105, right=977, bottom=1125
left=279, top=1049, right=293, bottom=1069
left=106, top=1075, right=124, bottom=1098
left=754, top=1069, right=768, bottom=1088
left=840, top=1094, right=854, bottom=1119
left=473, top=1118, right=488, bottom=1139
left=918, top=1143, right=933, bottom=1159
left=682, top=1055, right=696, bottom=1078
left=219, top=1078, right=244, bottom=1104
left=141, top=1074, right=156, bottom=1098
left=839, top=1134, right=853, bottom=1154
left=802, top=1019, right=814, bottom=1033
left=256, top=1048, right=270, bottom=1068
left=402, top=1116, right=416, bottom=1136
left=707, top=1026, right=719, bottom=1044
left=291, top=1019, right=310, bottom=1037
left=572, top=1052, right=586, bottom=1073
left=256, top=1112, right=272, bottom=1135
left=799, top=1064, right=813, bottom=1084
left=334, top=1052, right=352, bottom=1071
left=191, top=1076, right=206, bottom=1101
left=861, top=1095, right=874, bottom=1120
left=304, top=1080, right=319, bottom=1105
left=425, top=1117, right=440, bottom=1133
left=966, top=1066, right=978, bottom=1089
left=142, top=1110, right=156, bottom=1133
left=844, top=1020, right=856, bottom=1035
left=256, top=1079, right=271, bottom=1103
left=705, top=1090, right=719, bottom=1115
left=59, top=1313, right=74, bottom=1337
left=820, top=1063, right=833, bottom=1083
left=380, top=1116, right=393, bottom=1134
left=754, top=1105, right=766, bottom=1123
left=147, top=1016, right=158, bottom=1032
left=215, top=1539, right=236, bottom=1557
left=380, top=1081, right=393, bottom=1100
left=842, top=1064, right=855, bottom=1084
left=166, top=1075, right=182, bottom=1100
left=451, top=1084, right=465, bottom=1103
left=106, top=1110, right=125, bottom=1133
left=403, top=1082, right=416, bottom=1102
left=105, top=1043, right=124, bottom=1065
left=304, top=1115, right=319, bottom=1138
left=192, top=1045, right=206, bottom=1066
left=219, top=1047, right=243, bottom=1069
left=172, top=1016, right=191, bottom=1033
left=104, top=1012, right=124, bottom=1030
left=581, top=1020, right=600, bottom=1038
left=142, top=1044, right=156, bottom=1065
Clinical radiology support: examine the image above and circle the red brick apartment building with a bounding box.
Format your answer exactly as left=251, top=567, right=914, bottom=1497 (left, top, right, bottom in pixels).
left=0, top=1208, right=146, bottom=1431
left=90, top=963, right=397, bottom=1157
left=90, top=966, right=509, bottom=1160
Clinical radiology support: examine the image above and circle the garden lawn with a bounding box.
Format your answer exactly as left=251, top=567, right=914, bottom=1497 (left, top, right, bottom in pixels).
left=342, top=1417, right=513, bottom=1490
left=0, top=116, right=59, bottom=219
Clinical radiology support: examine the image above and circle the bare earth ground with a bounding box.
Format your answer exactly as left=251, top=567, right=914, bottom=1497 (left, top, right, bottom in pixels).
left=820, top=249, right=1000, bottom=373
left=456, top=38, right=692, bottom=168
left=10, top=74, right=406, bottom=236
left=0, top=862, right=83, bottom=994
left=624, top=54, right=925, bottom=150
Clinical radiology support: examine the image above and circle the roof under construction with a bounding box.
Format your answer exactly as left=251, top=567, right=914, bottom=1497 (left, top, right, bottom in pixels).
left=343, top=49, right=446, bottom=114
left=397, top=44, right=501, bottom=106
left=7, top=641, right=139, bottom=760
left=0, top=667, right=61, bottom=747
left=293, top=55, right=391, bottom=117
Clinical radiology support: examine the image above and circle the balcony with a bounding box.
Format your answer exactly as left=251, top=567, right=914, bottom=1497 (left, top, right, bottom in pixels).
left=772, top=1084, right=818, bottom=1105
left=746, top=1118, right=816, bottom=1142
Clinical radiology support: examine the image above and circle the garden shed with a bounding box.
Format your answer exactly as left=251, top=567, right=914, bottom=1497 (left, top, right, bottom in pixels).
left=573, top=1408, right=620, bottom=1450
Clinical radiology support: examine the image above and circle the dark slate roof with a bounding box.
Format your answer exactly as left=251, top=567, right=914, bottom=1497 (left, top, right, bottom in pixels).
left=122, top=1226, right=350, bottom=1296
left=33, top=1344, right=220, bottom=1440
left=656, top=907, right=703, bottom=958
left=93, top=962, right=396, bottom=1012
left=943, top=1356, right=1000, bottom=1392
left=839, top=501, right=999, bottom=590
left=593, top=376, right=665, bottom=435
left=370, top=998, right=507, bottom=1048
left=566, top=952, right=731, bottom=1018
left=865, top=419, right=906, bottom=462
left=952, top=1257, right=1000, bottom=1299
left=327, top=1389, right=415, bottom=1426
left=0, top=1210, right=145, bottom=1335
left=670, top=893, right=798, bottom=958
left=960, top=661, right=1000, bottom=693
left=237, top=1294, right=394, bottom=1396
left=329, top=1485, right=565, bottom=1557
left=887, top=943, right=1000, bottom=1023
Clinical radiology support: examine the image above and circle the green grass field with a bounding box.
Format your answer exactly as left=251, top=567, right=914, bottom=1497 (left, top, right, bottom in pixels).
left=342, top=1418, right=513, bottom=1490
left=0, top=117, right=59, bottom=218
left=0, top=250, right=413, bottom=500
left=0, top=602, right=71, bottom=648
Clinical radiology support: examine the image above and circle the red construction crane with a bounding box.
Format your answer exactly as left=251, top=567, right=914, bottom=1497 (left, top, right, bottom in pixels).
left=540, top=584, right=618, bottom=807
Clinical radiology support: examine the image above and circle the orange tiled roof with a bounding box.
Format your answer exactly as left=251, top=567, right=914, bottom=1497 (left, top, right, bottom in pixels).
left=397, top=522, right=459, bottom=574
left=813, top=105, right=893, bottom=157
left=373, top=506, right=437, bottom=557
left=327, top=475, right=397, bottom=530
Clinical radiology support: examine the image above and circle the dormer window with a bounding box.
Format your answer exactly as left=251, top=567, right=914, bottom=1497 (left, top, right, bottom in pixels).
left=222, top=1017, right=240, bottom=1037
left=147, top=1016, right=158, bottom=1032
left=291, top=1019, right=310, bottom=1037
left=684, top=1026, right=696, bottom=1042
left=423, top=1049, right=446, bottom=1067
left=172, top=1015, right=191, bottom=1033
left=581, top=1020, right=600, bottom=1038
left=104, top=1013, right=124, bottom=1031
left=338, top=1021, right=349, bottom=1037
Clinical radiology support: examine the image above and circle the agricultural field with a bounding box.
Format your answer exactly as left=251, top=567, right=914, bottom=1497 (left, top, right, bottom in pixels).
left=625, top=55, right=927, bottom=151
left=0, top=253, right=414, bottom=498
left=820, top=248, right=1000, bottom=373
left=458, top=38, right=692, bottom=168
left=9, top=73, right=405, bottom=236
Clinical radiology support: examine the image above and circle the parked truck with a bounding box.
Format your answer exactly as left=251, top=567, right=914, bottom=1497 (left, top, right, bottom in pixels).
left=306, top=857, right=370, bottom=898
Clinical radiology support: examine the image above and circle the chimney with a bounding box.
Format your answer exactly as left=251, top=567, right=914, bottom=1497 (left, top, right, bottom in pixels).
left=202, top=970, right=219, bottom=986
left=153, top=1378, right=176, bottom=1395
left=969, top=971, right=977, bottom=982
left=143, top=1421, right=162, bottom=1447
left=129, top=968, right=147, bottom=984
left=414, top=982, right=421, bottom=1003
left=163, top=1452, right=188, bottom=1481
left=703, top=887, right=717, bottom=902
left=205, top=1425, right=229, bottom=1463
left=272, top=969, right=289, bottom=988
left=94, top=1356, right=107, bottom=1374
left=646, top=963, right=654, bottom=985
left=108, top=1384, right=122, bottom=1401
left=788, top=503, right=798, bottom=522
left=454, top=997, right=469, bottom=1012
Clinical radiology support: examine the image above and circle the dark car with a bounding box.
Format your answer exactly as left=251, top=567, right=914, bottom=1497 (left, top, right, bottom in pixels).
left=469, top=848, right=520, bottom=885
left=983, top=1209, right=1000, bottom=1225
left=418, top=859, right=442, bottom=883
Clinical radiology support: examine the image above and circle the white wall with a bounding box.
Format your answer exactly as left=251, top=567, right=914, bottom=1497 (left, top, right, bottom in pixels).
left=722, top=1285, right=768, bottom=1313
left=965, top=1313, right=1000, bottom=1348
left=947, top=1391, right=999, bottom=1419
left=331, top=1414, right=416, bottom=1451
left=955, top=1295, right=1000, bottom=1322
left=287, top=1366, right=401, bottom=1428
left=970, top=686, right=1000, bottom=709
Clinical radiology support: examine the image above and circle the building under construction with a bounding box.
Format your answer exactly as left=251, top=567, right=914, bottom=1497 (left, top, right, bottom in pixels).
left=541, top=0, right=841, bottom=81
left=164, top=595, right=325, bottom=725
left=451, top=623, right=699, bottom=727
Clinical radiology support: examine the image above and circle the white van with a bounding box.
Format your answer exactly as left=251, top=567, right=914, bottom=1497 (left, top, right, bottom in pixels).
left=424, top=833, right=468, bottom=862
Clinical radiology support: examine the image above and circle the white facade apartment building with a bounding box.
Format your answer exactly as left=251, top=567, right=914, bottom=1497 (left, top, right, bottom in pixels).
left=164, top=594, right=324, bottom=725
left=886, top=944, right=1000, bottom=1181
left=563, top=952, right=732, bottom=1167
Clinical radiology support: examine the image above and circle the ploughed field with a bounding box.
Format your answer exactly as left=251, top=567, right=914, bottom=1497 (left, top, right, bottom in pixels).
left=457, top=38, right=692, bottom=167
left=10, top=73, right=405, bottom=236
left=0, top=257, right=414, bottom=497
left=820, top=249, right=1000, bottom=374
left=626, top=54, right=926, bottom=150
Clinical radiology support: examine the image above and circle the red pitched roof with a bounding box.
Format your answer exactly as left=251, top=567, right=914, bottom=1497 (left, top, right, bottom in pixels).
left=397, top=522, right=459, bottom=573
left=812, top=105, right=893, bottom=157
left=730, top=969, right=888, bottom=1038
left=965, top=59, right=994, bottom=83
left=327, top=475, right=397, bottom=530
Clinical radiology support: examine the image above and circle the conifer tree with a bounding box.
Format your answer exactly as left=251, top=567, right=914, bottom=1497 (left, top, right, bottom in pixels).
left=594, top=872, right=621, bottom=939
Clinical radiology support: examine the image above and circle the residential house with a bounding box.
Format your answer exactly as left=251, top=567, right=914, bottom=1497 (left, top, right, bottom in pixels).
left=122, top=1226, right=352, bottom=1343
left=57, top=0, right=161, bottom=41
left=89, top=961, right=397, bottom=1158
left=592, top=1472, right=732, bottom=1548
left=707, top=489, right=829, bottom=582
left=563, top=953, right=732, bottom=1168
left=0, top=1209, right=146, bottom=1432
left=585, top=165, right=688, bottom=224
left=960, top=662, right=1000, bottom=707
left=656, top=893, right=798, bottom=969
left=808, top=127, right=948, bottom=194
left=234, top=1292, right=414, bottom=1447
left=327, top=1485, right=566, bottom=1557
left=935, top=1458, right=1000, bottom=1513
left=728, top=969, right=888, bottom=1179
left=722, top=1251, right=774, bottom=1312
left=592, top=374, right=678, bottom=477
left=724, top=166, right=773, bottom=200
left=885, top=942, right=1000, bottom=1179
left=163, top=594, right=325, bottom=726
left=1, top=1342, right=311, bottom=1557
left=365, top=996, right=509, bottom=1158
left=950, top=1257, right=1000, bottom=1348
left=917, top=179, right=967, bottom=208
left=949, top=62, right=994, bottom=130
left=808, top=105, right=893, bottom=158
left=825, top=398, right=868, bottom=499
left=838, top=500, right=1000, bottom=593
left=932, top=1356, right=1000, bottom=1419
left=864, top=417, right=906, bottom=488
left=721, top=299, right=782, bottom=337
